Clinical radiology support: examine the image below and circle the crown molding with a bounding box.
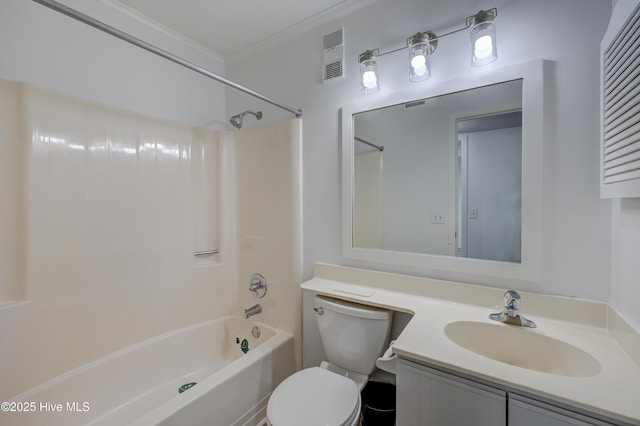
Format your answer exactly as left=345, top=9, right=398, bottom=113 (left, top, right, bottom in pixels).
left=96, top=0, right=225, bottom=64
left=226, top=0, right=381, bottom=64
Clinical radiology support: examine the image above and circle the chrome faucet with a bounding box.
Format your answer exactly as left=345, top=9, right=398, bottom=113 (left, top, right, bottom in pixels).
left=489, top=290, right=536, bottom=328
left=243, top=304, right=262, bottom=319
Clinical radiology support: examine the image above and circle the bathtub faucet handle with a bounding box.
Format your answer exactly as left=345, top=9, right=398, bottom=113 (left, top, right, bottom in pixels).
left=249, top=273, right=267, bottom=298
left=243, top=304, right=262, bottom=319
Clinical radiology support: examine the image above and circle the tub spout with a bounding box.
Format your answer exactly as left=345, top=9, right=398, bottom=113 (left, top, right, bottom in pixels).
left=243, top=304, right=262, bottom=319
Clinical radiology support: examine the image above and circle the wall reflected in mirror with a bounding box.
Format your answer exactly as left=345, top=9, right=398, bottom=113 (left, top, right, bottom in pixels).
left=352, top=79, right=522, bottom=263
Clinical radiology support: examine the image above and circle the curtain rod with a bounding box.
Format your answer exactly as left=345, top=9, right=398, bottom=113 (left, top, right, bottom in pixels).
left=31, top=0, right=303, bottom=118
left=355, top=136, right=384, bottom=152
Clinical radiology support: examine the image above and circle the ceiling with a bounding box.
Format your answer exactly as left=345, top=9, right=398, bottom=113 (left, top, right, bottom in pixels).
left=116, top=0, right=366, bottom=57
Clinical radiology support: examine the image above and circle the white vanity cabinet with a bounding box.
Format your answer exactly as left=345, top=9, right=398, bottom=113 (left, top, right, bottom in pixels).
left=509, top=394, right=614, bottom=426
left=397, top=358, right=620, bottom=426
left=396, top=358, right=506, bottom=426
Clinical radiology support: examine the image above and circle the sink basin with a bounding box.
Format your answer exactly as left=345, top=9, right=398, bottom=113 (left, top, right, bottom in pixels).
left=444, top=321, right=601, bottom=377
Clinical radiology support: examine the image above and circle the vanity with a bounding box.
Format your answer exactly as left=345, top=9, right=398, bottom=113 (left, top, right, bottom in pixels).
left=327, top=40, right=640, bottom=424
left=301, top=263, right=640, bottom=426
left=396, top=358, right=616, bottom=426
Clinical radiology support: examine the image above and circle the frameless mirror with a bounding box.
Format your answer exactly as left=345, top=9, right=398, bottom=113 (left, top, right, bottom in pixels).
left=342, top=59, right=544, bottom=282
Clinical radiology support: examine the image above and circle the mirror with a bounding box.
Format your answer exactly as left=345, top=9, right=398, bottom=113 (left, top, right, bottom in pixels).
left=353, top=81, right=522, bottom=263
left=342, top=59, right=544, bottom=282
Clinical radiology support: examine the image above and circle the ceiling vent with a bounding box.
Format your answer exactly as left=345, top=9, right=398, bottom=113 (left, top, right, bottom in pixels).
left=323, top=29, right=345, bottom=82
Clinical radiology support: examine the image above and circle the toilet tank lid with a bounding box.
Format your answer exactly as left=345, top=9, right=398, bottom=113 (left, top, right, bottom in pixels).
left=315, top=295, right=392, bottom=320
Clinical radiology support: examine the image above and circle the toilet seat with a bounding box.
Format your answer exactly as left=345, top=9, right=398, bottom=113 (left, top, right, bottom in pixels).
left=267, top=367, right=361, bottom=426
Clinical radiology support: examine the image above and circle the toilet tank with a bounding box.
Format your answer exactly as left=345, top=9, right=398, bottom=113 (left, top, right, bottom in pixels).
left=314, top=295, right=392, bottom=375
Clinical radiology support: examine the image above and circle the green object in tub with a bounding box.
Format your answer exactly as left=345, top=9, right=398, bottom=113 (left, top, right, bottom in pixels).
left=235, top=337, right=249, bottom=354
left=178, top=382, right=197, bottom=394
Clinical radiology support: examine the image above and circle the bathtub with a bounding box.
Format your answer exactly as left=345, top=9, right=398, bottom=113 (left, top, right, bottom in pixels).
left=4, top=317, right=295, bottom=426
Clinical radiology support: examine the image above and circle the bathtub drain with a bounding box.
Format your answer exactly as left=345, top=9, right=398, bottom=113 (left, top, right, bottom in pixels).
left=252, top=326, right=261, bottom=338
left=178, top=382, right=197, bottom=394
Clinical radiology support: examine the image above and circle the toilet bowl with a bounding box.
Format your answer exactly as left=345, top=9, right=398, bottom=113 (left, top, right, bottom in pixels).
left=266, top=296, right=392, bottom=426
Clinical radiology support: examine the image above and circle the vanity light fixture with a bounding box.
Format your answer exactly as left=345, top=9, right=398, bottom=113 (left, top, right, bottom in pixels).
left=359, top=49, right=380, bottom=94
left=358, top=7, right=497, bottom=93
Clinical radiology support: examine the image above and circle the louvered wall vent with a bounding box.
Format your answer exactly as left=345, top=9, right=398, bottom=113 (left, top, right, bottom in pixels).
left=602, top=1, right=640, bottom=197
left=323, top=29, right=345, bottom=82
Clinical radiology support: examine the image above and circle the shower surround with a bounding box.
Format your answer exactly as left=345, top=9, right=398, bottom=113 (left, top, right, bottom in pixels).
left=0, top=79, right=302, bottom=408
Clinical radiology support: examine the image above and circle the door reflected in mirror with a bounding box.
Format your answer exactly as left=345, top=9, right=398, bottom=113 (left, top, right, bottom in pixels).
left=352, top=80, right=522, bottom=263
left=456, top=111, right=521, bottom=262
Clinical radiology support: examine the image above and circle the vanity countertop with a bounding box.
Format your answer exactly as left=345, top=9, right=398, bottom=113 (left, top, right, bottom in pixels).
left=301, top=264, right=640, bottom=425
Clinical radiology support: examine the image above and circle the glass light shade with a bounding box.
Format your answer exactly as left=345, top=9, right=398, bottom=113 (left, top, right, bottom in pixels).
left=470, top=19, right=497, bottom=66
left=360, top=58, right=379, bottom=94
left=409, top=42, right=431, bottom=82
left=408, top=31, right=436, bottom=82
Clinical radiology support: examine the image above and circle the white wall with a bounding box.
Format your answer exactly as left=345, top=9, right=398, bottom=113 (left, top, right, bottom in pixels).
left=0, top=0, right=226, bottom=128
left=226, top=0, right=613, bottom=367
left=611, top=199, right=640, bottom=328
left=355, top=103, right=450, bottom=255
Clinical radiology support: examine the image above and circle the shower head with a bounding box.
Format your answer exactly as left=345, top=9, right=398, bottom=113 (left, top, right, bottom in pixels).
left=229, top=110, right=263, bottom=129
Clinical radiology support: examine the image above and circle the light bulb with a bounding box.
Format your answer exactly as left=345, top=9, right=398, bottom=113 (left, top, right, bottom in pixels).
left=413, top=64, right=427, bottom=76
left=411, top=54, right=426, bottom=69
left=362, top=70, right=378, bottom=89
left=474, top=35, right=493, bottom=59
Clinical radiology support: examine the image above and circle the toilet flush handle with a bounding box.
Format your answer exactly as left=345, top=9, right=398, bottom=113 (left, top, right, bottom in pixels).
left=313, top=306, right=324, bottom=315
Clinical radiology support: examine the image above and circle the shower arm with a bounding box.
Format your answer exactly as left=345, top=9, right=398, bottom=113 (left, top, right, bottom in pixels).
left=31, top=0, right=303, bottom=119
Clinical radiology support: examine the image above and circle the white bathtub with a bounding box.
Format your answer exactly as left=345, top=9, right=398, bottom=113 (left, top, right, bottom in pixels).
left=5, top=317, right=295, bottom=426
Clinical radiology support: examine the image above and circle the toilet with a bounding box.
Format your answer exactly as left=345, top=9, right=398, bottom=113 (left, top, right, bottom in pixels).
left=266, top=295, right=392, bottom=426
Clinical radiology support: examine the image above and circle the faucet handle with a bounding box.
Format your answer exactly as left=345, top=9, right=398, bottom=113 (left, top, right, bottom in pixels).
left=490, top=290, right=536, bottom=328
left=249, top=273, right=267, bottom=298
left=503, top=290, right=520, bottom=313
